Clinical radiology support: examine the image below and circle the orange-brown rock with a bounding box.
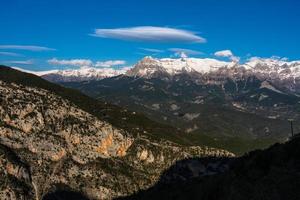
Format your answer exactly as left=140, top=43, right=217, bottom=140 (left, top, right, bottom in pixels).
left=95, top=133, right=113, bottom=156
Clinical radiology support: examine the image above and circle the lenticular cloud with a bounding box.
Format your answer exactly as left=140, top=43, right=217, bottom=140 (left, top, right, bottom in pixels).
left=91, top=26, right=206, bottom=43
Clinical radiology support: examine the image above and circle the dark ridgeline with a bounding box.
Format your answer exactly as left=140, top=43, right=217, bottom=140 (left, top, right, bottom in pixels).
left=118, top=135, right=300, bottom=200
left=43, top=190, right=89, bottom=200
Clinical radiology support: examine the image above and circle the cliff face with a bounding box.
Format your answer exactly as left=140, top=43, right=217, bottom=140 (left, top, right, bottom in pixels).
left=0, top=80, right=133, bottom=162
left=0, top=78, right=233, bottom=200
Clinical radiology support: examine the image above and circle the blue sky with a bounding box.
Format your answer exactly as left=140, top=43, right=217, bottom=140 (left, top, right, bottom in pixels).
left=0, top=0, right=299, bottom=71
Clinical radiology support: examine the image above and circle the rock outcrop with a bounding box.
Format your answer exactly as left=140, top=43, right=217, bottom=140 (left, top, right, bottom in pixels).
left=0, top=79, right=234, bottom=200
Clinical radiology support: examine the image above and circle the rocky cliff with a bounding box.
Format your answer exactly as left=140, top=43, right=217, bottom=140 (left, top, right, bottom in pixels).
left=0, top=67, right=234, bottom=200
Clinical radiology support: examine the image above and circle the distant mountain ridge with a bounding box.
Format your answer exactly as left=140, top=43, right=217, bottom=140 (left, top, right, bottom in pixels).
left=41, top=67, right=128, bottom=82
left=41, top=56, right=300, bottom=94
left=126, top=56, right=300, bottom=94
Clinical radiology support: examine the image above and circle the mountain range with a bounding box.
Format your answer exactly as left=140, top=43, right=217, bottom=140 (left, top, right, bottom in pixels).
left=41, top=56, right=300, bottom=94
left=1, top=60, right=299, bottom=199
left=38, top=56, right=300, bottom=154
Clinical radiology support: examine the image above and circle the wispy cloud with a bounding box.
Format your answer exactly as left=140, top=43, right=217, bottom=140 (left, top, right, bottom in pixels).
left=214, top=50, right=240, bottom=62
left=139, top=48, right=165, bottom=53
left=6, top=60, right=33, bottom=65
left=0, top=51, right=23, bottom=57
left=48, top=58, right=127, bottom=68
left=169, top=48, right=203, bottom=58
left=169, top=48, right=203, bottom=57
left=0, top=45, right=56, bottom=51
left=48, top=58, right=92, bottom=67
left=95, top=60, right=126, bottom=67
left=91, top=26, right=206, bottom=43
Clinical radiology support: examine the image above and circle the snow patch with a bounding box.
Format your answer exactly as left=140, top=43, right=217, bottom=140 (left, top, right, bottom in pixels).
left=186, top=124, right=198, bottom=133
left=170, top=104, right=180, bottom=111
left=151, top=104, right=160, bottom=110
left=260, top=81, right=284, bottom=94
left=259, top=94, right=269, bottom=101
left=184, top=113, right=200, bottom=121
left=232, top=102, right=245, bottom=110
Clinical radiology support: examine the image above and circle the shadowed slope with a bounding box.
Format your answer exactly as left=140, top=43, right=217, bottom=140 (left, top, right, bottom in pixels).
left=119, top=135, right=300, bottom=200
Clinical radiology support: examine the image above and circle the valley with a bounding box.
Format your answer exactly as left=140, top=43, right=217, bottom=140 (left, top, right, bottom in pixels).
left=1, top=1, right=300, bottom=198
left=55, top=57, right=300, bottom=154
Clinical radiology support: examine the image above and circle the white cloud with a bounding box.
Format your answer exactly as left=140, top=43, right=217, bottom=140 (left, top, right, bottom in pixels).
left=169, top=48, right=203, bottom=58
left=214, top=50, right=240, bottom=62
left=48, top=58, right=93, bottom=67
left=0, top=51, right=23, bottom=57
left=6, top=60, right=33, bottom=65
left=214, top=50, right=233, bottom=57
left=139, top=48, right=164, bottom=53
left=91, top=26, right=206, bottom=43
left=95, top=60, right=126, bottom=67
left=0, top=45, right=56, bottom=51
left=48, top=58, right=127, bottom=69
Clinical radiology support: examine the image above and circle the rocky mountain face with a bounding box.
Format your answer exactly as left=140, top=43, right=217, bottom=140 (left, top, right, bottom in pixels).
left=0, top=66, right=234, bottom=200
left=121, top=134, right=300, bottom=200
left=126, top=56, right=300, bottom=93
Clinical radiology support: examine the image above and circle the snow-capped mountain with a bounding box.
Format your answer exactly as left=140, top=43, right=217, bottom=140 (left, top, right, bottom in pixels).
left=58, top=56, right=300, bottom=148
left=126, top=56, right=234, bottom=77
left=242, top=57, right=300, bottom=79
left=125, top=56, right=300, bottom=94
left=41, top=67, right=129, bottom=82
left=127, top=56, right=300, bottom=80
left=19, top=56, right=300, bottom=93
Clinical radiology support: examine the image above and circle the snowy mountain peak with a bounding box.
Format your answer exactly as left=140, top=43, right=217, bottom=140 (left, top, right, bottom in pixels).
left=125, top=56, right=300, bottom=81
left=241, top=57, right=300, bottom=79
left=126, top=57, right=233, bottom=77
